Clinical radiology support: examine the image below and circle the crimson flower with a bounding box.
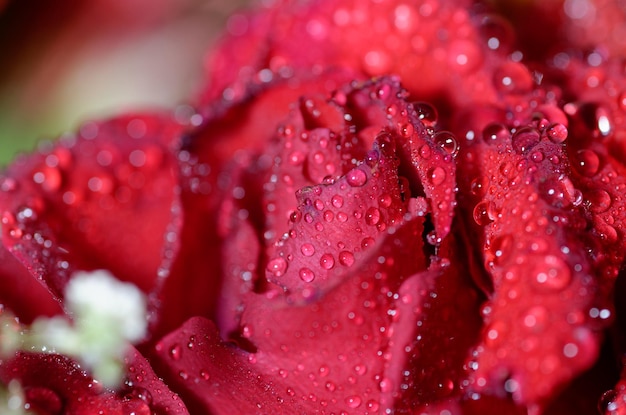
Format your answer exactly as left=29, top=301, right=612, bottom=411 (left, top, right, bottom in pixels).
left=2, top=0, right=626, bottom=414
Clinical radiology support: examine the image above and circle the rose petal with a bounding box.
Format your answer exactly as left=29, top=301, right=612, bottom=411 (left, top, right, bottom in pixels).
left=154, top=69, right=356, bottom=338
left=200, top=0, right=506, bottom=114
left=394, top=223, right=485, bottom=407
left=0, top=246, right=61, bottom=323
left=264, top=133, right=416, bottom=301
left=457, top=98, right=602, bottom=408
left=0, top=114, right=183, bottom=314
left=155, top=214, right=435, bottom=413
left=154, top=317, right=310, bottom=414
left=0, top=348, right=188, bottom=415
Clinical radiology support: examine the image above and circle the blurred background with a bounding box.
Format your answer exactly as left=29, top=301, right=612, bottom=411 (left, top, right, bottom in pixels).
left=0, top=0, right=248, bottom=166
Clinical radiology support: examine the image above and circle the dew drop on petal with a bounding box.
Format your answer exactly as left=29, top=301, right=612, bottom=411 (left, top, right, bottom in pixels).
left=345, top=395, right=362, bottom=409
left=338, top=251, right=355, bottom=267
left=512, top=127, right=540, bottom=154
left=346, top=169, right=367, bottom=187
left=482, top=123, right=510, bottom=145
left=473, top=200, right=497, bottom=226
left=301, top=243, right=316, bottom=257
left=572, top=149, right=600, bottom=177
left=267, top=257, right=288, bottom=277
left=299, top=267, right=315, bottom=283
left=320, top=253, right=335, bottom=270
left=587, top=189, right=612, bottom=213
left=433, top=131, right=459, bottom=157
left=413, top=102, right=438, bottom=127
left=428, top=166, right=446, bottom=185
left=331, top=195, right=344, bottom=208
left=365, top=207, right=381, bottom=226
left=546, top=123, right=568, bottom=143
left=169, top=344, right=182, bottom=361
left=530, top=255, right=572, bottom=292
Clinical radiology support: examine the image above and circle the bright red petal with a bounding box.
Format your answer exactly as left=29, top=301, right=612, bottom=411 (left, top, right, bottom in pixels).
left=456, top=89, right=603, bottom=409
left=0, top=246, right=61, bottom=323
left=0, top=114, right=184, bottom=314
left=0, top=348, right=189, bottom=415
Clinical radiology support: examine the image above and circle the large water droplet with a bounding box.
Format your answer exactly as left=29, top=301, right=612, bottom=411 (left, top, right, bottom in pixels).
left=267, top=257, right=288, bottom=277
left=299, top=267, right=315, bottom=282
left=338, top=251, right=355, bottom=267
left=413, top=102, right=438, bottom=127
left=345, top=395, right=362, bottom=409
left=428, top=167, right=446, bottom=185
left=587, top=189, right=612, bottom=213
left=473, top=200, right=497, bottom=226
left=530, top=255, right=572, bottom=292
left=512, top=127, right=540, bottom=154
left=482, top=123, right=510, bottom=145
left=546, top=123, right=568, bottom=143
left=365, top=207, right=381, bottom=226
left=572, top=149, right=600, bottom=177
left=433, top=131, right=459, bottom=157
left=301, top=243, right=316, bottom=257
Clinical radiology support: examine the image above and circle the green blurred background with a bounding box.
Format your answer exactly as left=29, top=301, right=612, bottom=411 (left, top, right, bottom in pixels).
left=0, top=0, right=247, bottom=166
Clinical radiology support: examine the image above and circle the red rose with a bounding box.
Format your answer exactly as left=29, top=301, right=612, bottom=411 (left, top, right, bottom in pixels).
left=2, top=0, right=626, bottom=414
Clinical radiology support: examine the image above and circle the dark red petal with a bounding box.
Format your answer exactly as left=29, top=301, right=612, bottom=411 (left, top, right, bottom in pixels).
left=124, top=347, right=189, bottom=415
left=264, top=134, right=416, bottom=301
left=395, top=222, right=485, bottom=408
left=200, top=0, right=508, bottom=115
left=0, top=348, right=189, bottom=415
left=456, top=97, right=602, bottom=409
left=0, top=114, right=183, bottom=312
left=0, top=246, right=61, bottom=323
left=155, top=217, right=433, bottom=414
left=154, top=69, right=356, bottom=338
left=342, top=78, right=457, bottom=239
left=154, top=317, right=310, bottom=414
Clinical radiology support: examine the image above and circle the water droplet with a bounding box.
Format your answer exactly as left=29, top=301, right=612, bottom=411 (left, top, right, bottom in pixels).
left=331, top=195, right=344, bottom=208
left=0, top=177, right=17, bottom=192
left=320, top=253, right=335, bottom=270
left=413, top=102, right=438, bottom=127
left=299, top=267, right=315, bottom=282
left=361, top=237, right=375, bottom=250
left=365, top=207, right=381, bottom=226
left=572, top=149, right=600, bottom=177
left=493, top=62, right=533, bottom=94
left=169, top=344, right=182, bottom=360
left=530, top=255, right=572, bottom=292
left=546, top=123, right=568, bottom=143
left=512, top=127, right=540, bottom=154
left=379, top=378, right=394, bottom=393
left=428, top=167, right=446, bottom=185
left=433, top=131, right=459, bottom=157
left=470, top=176, right=489, bottom=197
left=473, top=200, right=497, bottom=226
left=33, top=166, right=62, bottom=192
left=479, top=14, right=514, bottom=53
left=539, top=176, right=578, bottom=208
left=521, top=306, right=548, bottom=331
left=338, top=251, right=355, bottom=267
left=598, top=389, right=619, bottom=413
left=482, top=123, right=510, bottom=145
left=288, top=151, right=305, bottom=165
left=587, top=189, right=612, bottom=213
left=16, top=206, right=37, bottom=223
left=267, top=257, right=288, bottom=277
left=301, top=243, right=316, bottom=257
left=345, top=395, right=362, bottom=409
